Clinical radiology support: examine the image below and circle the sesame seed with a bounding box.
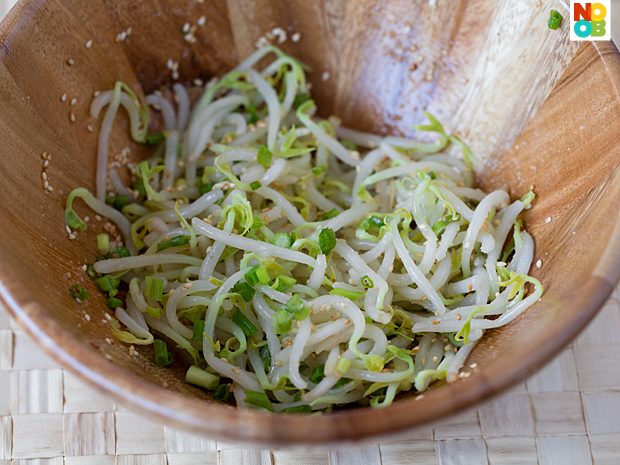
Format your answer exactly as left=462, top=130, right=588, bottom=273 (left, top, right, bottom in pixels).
left=415, top=395, right=424, bottom=401
left=464, top=241, right=471, bottom=249
left=291, top=32, right=301, bottom=42
left=95, top=215, right=102, bottom=221
left=44, top=160, right=49, bottom=168
left=85, top=40, right=93, bottom=48
left=65, top=225, right=71, bottom=234
left=87, top=125, right=94, bottom=132
left=456, top=313, right=462, bottom=320
left=85, top=314, right=91, bottom=321
left=431, top=320, right=440, bottom=325
left=220, top=357, right=228, bottom=363
left=321, top=71, right=330, bottom=81
left=445, top=345, right=452, bottom=351
left=43, top=180, right=49, bottom=189
left=193, top=78, right=204, bottom=87
left=41, top=172, right=48, bottom=181
left=67, top=59, right=75, bottom=66
left=70, top=98, right=77, bottom=106
left=432, top=356, right=438, bottom=363
left=497, top=261, right=506, bottom=267
left=198, top=16, right=206, bottom=26
left=61, top=93, right=67, bottom=102
left=545, top=216, right=552, bottom=224
left=467, top=283, right=473, bottom=291
left=231, top=368, right=241, bottom=375
left=421, top=296, right=428, bottom=302
left=69, top=233, right=76, bottom=240
left=536, top=259, right=542, bottom=268
left=182, top=22, right=190, bottom=33
left=470, top=363, right=478, bottom=368
left=70, top=112, right=76, bottom=122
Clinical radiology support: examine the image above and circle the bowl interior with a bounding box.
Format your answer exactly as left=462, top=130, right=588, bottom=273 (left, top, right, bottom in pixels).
left=1, top=0, right=620, bottom=447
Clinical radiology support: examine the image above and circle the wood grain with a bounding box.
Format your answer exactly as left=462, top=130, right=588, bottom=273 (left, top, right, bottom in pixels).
left=0, top=0, right=619, bottom=448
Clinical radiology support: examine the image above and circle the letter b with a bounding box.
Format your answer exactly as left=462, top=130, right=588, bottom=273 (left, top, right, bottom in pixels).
left=591, top=19, right=606, bottom=36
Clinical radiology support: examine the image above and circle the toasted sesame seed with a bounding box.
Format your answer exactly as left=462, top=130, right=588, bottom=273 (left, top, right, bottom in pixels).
left=44, top=160, right=49, bottom=168
left=431, top=320, right=440, bottom=325
left=69, top=233, right=76, bottom=240
left=67, top=59, right=75, bottom=66
left=42, top=172, right=48, bottom=181
left=231, top=367, right=241, bottom=375
left=85, top=40, right=93, bottom=48
left=421, top=296, right=428, bottom=302
left=432, top=356, right=438, bottom=363
left=467, top=283, right=473, bottom=292
left=456, top=313, right=462, bottom=320
left=43, top=180, right=49, bottom=189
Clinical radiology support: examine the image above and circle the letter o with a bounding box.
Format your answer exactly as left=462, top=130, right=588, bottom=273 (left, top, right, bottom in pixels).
left=574, top=19, right=592, bottom=37
left=591, top=3, right=607, bottom=21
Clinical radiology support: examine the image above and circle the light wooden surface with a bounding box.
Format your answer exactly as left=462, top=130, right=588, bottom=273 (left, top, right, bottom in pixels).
left=3, top=287, right=620, bottom=463
left=2, top=0, right=620, bottom=451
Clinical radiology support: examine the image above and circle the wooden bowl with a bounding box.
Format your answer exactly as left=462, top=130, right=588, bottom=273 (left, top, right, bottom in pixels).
left=1, top=0, right=620, bottom=448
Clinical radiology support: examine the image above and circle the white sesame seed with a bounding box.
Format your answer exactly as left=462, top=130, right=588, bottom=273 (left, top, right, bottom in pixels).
left=497, top=261, right=506, bottom=267
left=432, top=356, right=438, bottom=363
left=70, top=98, right=77, bottom=106
left=70, top=112, right=76, bottom=122
left=85, top=314, right=91, bottom=321
left=69, top=233, right=76, bottom=240
left=198, top=16, right=206, bottom=26
left=61, top=93, right=67, bottom=102
left=67, top=59, right=75, bottom=66
left=41, top=172, right=48, bottom=181
left=536, top=259, right=542, bottom=268
left=43, top=160, right=49, bottom=167
left=291, top=32, right=301, bottom=42
left=65, top=225, right=72, bottom=234
left=193, top=78, right=204, bottom=87
left=87, top=125, right=94, bottom=132
left=321, top=71, right=330, bottom=81
left=464, top=241, right=471, bottom=249
left=43, top=180, right=49, bottom=189
left=182, top=22, right=190, bottom=33
left=470, top=363, right=478, bottom=368
left=85, top=40, right=93, bottom=48
left=47, top=186, right=53, bottom=192
left=545, top=216, right=551, bottom=224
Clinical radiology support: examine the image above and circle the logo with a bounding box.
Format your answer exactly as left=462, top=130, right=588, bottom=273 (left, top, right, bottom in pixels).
left=570, top=1, right=610, bottom=40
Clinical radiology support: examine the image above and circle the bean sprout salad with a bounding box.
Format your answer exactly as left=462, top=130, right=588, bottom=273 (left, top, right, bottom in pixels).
left=65, top=46, right=542, bottom=412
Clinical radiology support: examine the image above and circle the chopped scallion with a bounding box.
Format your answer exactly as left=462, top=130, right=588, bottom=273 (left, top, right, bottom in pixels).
left=69, top=284, right=89, bottom=301
left=214, top=383, right=232, bottom=401
left=318, top=228, right=336, bottom=255
left=329, top=288, right=366, bottom=300
left=106, top=297, right=123, bottom=309
left=361, top=275, right=374, bottom=289
left=147, top=306, right=161, bottom=319
left=257, top=145, right=272, bottom=168
left=256, top=266, right=270, bottom=284
left=199, top=182, right=213, bottom=195
left=145, top=276, right=163, bottom=301
left=97, top=233, right=110, bottom=256
left=282, top=404, right=312, bottom=413
left=157, top=236, right=189, bottom=252
left=232, top=282, right=256, bottom=302
left=192, top=319, right=206, bottom=342
left=186, top=365, right=220, bottom=389
left=154, top=339, right=174, bottom=367
left=232, top=309, right=258, bottom=337
left=244, top=389, right=274, bottom=411
left=145, top=132, right=165, bottom=145
left=95, top=275, right=120, bottom=292
left=311, top=365, right=325, bottom=383
left=250, top=181, right=262, bottom=190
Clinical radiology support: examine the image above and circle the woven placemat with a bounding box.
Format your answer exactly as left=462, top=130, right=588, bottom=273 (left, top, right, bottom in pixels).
left=2, top=283, right=620, bottom=464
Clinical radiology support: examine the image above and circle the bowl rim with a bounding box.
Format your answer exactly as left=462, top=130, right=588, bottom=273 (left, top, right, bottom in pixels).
left=1, top=0, right=620, bottom=448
